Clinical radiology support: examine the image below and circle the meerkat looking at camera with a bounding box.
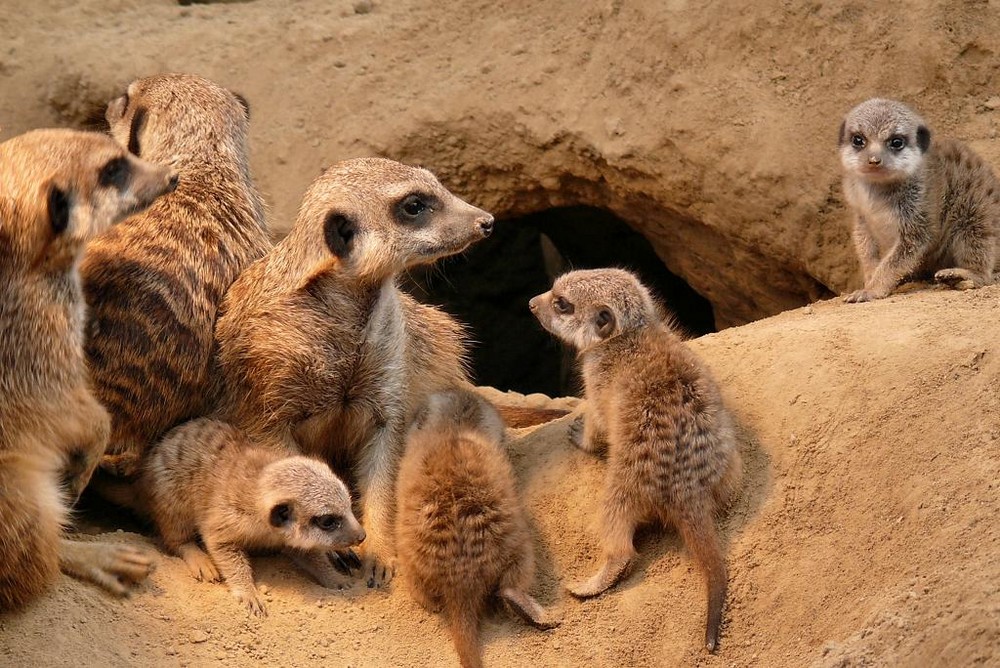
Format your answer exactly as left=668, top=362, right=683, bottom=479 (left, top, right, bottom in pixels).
left=839, top=97, right=1000, bottom=302
left=82, top=73, right=271, bottom=480
left=140, top=418, right=366, bottom=617
left=0, top=129, right=171, bottom=609
left=530, top=268, right=742, bottom=652
left=396, top=389, right=559, bottom=668
left=214, top=157, right=494, bottom=587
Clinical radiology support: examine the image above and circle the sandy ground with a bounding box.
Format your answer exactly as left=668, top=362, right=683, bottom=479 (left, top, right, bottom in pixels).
left=3, top=283, right=999, bottom=667
left=2, top=1, right=999, bottom=666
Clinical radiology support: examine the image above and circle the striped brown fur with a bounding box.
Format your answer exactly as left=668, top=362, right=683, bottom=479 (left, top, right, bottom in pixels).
left=530, top=268, right=742, bottom=652
left=0, top=129, right=167, bottom=609
left=214, top=158, right=494, bottom=588
left=396, top=389, right=558, bottom=668
left=81, top=74, right=271, bottom=479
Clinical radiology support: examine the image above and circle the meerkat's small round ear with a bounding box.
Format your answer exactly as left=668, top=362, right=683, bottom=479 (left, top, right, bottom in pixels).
left=233, top=93, right=251, bottom=120
left=269, top=502, right=294, bottom=527
left=127, top=106, right=148, bottom=157
left=47, top=182, right=70, bottom=235
left=916, top=125, right=931, bottom=152
left=323, top=211, right=357, bottom=259
left=838, top=120, right=847, bottom=146
left=595, top=308, right=616, bottom=338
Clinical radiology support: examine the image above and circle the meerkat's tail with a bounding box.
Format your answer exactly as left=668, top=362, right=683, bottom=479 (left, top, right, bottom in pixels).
left=494, top=404, right=571, bottom=429
left=500, top=587, right=561, bottom=630
left=0, top=449, right=67, bottom=610
left=678, top=510, right=728, bottom=652
left=445, top=592, right=485, bottom=668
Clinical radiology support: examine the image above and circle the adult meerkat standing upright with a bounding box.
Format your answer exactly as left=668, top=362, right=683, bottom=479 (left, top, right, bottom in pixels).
left=82, top=73, right=271, bottom=479
left=139, top=418, right=366, bottom=617
left=839, top=97, right=1000, bottom=302
left=0, top=129, right=171, bottom=608
left=215, top=157, right=494, bottom=586
left=530, top=268, right=742, bottom=652
left=396, top=389, right=559, bottom=668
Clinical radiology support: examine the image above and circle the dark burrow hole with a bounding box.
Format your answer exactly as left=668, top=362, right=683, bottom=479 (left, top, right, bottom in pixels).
left=402, top=205, right=716, bottom=397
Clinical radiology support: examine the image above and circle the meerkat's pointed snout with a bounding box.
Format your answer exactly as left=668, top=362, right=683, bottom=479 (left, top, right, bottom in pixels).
left=477, top=213, right=494, bottom=237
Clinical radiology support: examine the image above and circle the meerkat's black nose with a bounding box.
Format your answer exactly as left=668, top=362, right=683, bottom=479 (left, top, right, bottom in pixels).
left=528, top=297, right=538, bottom=312
left=868, top=155, right=882, bottom=165
left=478, top=215, right=494, bottom=237
left=356, top=528, right=367, bottom=544
left=167, top=173, right=180, bottom=192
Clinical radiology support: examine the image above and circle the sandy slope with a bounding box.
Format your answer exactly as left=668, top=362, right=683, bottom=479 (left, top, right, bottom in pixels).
left=2, top=283, right=997, bottom=667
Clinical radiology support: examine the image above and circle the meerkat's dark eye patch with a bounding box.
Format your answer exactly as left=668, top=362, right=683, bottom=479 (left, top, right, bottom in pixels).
left=312, top=514, right=343, bottom=532
left=595, top=308, right=615, bottom=337
left=323, top=212, right=357, bottom=258
left=887, top=135, right=907, bottom=151
left=553, top=296, right=574, bottom=315
left=127, top=106, right=147, bottom=157
left=98, top=157, right=131, bottom=190
left=47, top=184, right=70, bottom=235
left=916, top=125, right=931, bottom=152
left=269, top=502, right=293, bottom=527
left=395, top=193, right=440, bottom=225
left=851, top=134, right=866, bottom=149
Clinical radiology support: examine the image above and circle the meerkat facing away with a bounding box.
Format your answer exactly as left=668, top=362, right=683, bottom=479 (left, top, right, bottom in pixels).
left=139, top=418, right=366, bottom=617
left=839, top=97, right=1000, bottom=302
left=529, top=268, right=742, bottom=652
left=82, top=73, right=271, bottom=480
left=396, top=389, right=559, bottom=668
left=214, top=157, right=494, bottom=587
left=0, top=129, right=172, bottom=609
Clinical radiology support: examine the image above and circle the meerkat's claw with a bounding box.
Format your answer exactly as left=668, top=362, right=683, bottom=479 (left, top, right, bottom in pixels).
left=844, top=288, right=877, bottom=303
left=236, top=589, right=267, bottom=618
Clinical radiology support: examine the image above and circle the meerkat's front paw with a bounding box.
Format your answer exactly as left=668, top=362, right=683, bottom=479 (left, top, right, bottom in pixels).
left=934, top=268, right=977, bottom=290
left=99, top=451, right=143, bottom=478
left=59, top=539, right=156, bottom=597
left=178, top=543, right=221, bottom=582
left=233, top=587, right=268, bottom=618
left=844, top=288, right=883, bottom=303
left=354, top=544, right=396, bottom=589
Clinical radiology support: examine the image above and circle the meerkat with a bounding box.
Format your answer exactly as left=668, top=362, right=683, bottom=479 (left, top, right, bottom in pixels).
left=0, top=129, right=172, bottom=609
left=839, top=97, right=1000, bottom=302
left=81, top=73, right=271, bottom=480
left=529, top=268, right=742, bottom=652
left=395, top=389, right=559, bottom=668
left=137, top=417, right=366, bottom=617
left=214, top=157, right=494, bottom=587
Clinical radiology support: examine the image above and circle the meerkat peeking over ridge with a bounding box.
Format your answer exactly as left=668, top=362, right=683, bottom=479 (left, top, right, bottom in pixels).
left=140, top=418, right=366, bottom=617
left=82, top=73, right=271, bottom=480
left=215, top=157, right=494, bottom=587
left=396, top=389, right=559, bottom=668
left=839, top=97, right=1000, bottom=302
left=530, top=268, right=742, bottom=652
left=0, top=129, right=172, bottom=609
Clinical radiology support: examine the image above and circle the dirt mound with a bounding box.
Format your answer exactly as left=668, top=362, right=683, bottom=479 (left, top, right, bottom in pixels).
left=3, top=283, right=997, bottom=666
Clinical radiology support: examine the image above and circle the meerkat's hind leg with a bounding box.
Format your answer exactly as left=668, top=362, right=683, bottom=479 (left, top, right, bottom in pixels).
left=567, top=495, right=637, bottom=599
left=934, top=267, right=991, bottom=290
left=287, top=550, right=353, bottom=590
left=500, top=588, right=560, bottom=630
left=59, top=538, right=156, bottom=596
left=176, top=542, right=221, bottom=582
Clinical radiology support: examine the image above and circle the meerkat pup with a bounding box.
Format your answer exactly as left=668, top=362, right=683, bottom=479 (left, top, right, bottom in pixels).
left=0, top=129, right=172, bottom=609
left=214, top=157, right=494, bottom=587
left=82, top=73, right=271, bottom=480
left=839, top=97, right=1000, bottom=302
left=529, top=268, right=742, bottom=652
left=140, top=418, right=366, bottom=617
left=396, top=389, right=559, bottom=668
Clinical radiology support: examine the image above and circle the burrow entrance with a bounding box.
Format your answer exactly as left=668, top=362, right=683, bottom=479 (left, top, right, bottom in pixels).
left=403, top=206, right=715, bottom=397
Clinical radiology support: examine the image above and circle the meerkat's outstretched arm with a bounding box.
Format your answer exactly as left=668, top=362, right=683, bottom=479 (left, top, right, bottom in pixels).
left=58, top=540, right=154, bottom=596
left=204, top=539, right=266, bottom=617
left=355, top=420, right=404, bottom=586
